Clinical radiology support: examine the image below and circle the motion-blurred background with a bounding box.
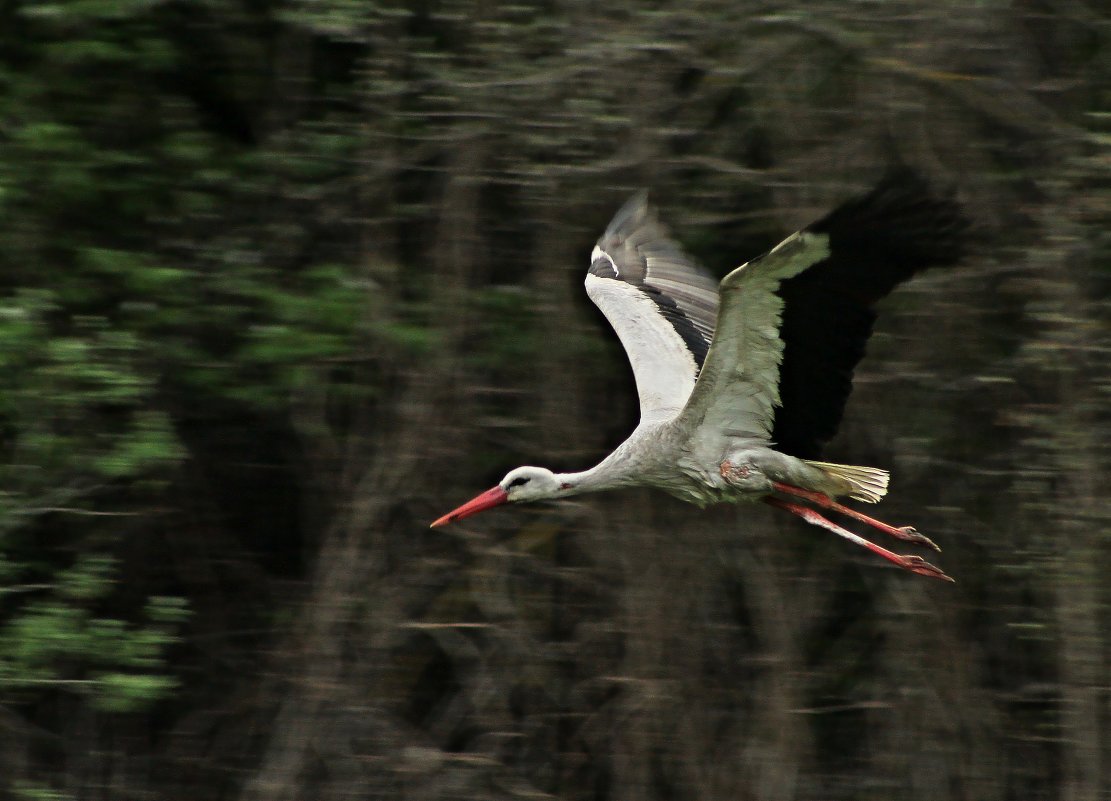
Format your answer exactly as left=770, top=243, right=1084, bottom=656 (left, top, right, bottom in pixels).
left=0, top=2, right=1108, bottom=799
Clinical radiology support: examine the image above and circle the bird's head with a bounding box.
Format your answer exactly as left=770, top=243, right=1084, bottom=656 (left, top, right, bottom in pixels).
left=430, top=466, right=567, bottom=527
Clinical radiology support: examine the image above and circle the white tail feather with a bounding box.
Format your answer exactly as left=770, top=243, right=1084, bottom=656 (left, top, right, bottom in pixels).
left=804, top=460, right=890, bottom=503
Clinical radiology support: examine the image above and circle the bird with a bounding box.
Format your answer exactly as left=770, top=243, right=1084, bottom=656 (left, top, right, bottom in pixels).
left=431, top=168, right=968, bottom=581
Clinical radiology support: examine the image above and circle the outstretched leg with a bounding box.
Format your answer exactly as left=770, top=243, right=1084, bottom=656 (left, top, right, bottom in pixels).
left=771, top=481, right=940, bottom=552
left=764, top=496, right=953, bottom=582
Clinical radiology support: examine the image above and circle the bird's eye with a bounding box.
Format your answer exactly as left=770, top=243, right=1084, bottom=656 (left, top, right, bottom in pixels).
left=507, top=476, right=530, bottom=489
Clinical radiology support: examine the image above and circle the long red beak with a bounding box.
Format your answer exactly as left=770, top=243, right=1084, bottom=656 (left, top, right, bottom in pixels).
left=430, top=486, right=508, bottom=528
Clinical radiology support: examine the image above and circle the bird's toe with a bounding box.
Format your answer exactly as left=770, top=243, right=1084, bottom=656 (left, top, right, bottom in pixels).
left=897, top=554, right=954, bottom=583
left=896, top=526, right=941, bottom=552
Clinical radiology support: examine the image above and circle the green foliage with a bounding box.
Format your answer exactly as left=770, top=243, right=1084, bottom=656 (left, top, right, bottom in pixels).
left=0, top=11, right=446, bottom=795
left=0, top=1, right=394, bottom=785
left=0, top=290, right=182, bottom=507
left=233, top=264, right=373, bottom=407
left=468, top=287, right=542, bottom=371
left=0, top=555, right=187, bottom=712
left=11, top=780, right=73, bottom=801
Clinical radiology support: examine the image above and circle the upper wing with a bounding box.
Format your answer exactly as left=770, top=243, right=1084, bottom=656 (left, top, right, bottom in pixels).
left=677, top=168, right=969, bottom=456
left=585, top=193, right=720, bottom=423
left=675, top=231, right=832, bottom=443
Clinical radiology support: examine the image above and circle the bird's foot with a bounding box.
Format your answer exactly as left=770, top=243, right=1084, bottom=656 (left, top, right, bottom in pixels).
left=764, top=496, right=954, bottom=583
left=770, top=482, right=941, bottom=552
left=890, top=526, right=941, bottom=553
left=891, top=553, right=954, bottom=583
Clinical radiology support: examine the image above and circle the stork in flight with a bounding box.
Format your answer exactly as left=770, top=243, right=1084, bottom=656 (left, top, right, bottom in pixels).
left=432, top=169, right=967, bottom=581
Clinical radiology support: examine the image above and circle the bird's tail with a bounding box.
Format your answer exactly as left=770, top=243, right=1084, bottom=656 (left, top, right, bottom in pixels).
left=804, top=460, right=890, bottom=503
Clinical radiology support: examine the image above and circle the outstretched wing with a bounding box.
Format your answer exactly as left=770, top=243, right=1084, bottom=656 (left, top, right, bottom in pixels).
left=585, top=192, right=720, bottom=423
left=678, top=169, right=968, bottom=456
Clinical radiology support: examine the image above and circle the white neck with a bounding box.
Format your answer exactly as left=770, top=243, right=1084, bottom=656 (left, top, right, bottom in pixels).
left=553, top=446, right=638, bottom=497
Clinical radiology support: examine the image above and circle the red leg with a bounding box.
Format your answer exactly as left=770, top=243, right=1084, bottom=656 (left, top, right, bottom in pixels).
left=771, top=481, right=940, bottom=552
left=764, top=497, right=953, bottom=582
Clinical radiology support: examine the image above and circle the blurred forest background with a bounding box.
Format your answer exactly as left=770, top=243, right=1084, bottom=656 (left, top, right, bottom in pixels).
left=0, top=1, right=1108, bottom=800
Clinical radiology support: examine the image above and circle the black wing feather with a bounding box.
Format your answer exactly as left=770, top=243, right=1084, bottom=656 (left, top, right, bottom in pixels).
left=771, top=168, right=969, bottom=459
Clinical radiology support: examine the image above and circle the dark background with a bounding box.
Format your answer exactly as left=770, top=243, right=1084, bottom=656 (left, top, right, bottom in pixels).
left=0, top=1, right=1107, bottom=799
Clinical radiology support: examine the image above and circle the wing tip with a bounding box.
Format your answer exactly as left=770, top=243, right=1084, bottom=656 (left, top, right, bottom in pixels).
left=807, top=167, right=970, bottom=272
left=603, top=189, right=653, bottom=240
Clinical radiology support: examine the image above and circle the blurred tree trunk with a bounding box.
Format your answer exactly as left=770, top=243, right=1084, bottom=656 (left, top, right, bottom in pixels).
left=1041, top=200, right=1106, bottom=801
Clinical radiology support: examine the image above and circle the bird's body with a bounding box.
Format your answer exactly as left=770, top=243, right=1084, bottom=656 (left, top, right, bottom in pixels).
left=530, top=421, right=850, bottom=508
left=433, top=169, right=968, bottom=581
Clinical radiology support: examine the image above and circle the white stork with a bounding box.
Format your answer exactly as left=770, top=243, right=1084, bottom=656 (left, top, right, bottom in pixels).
left=432, top=169, right=968, bottom=581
